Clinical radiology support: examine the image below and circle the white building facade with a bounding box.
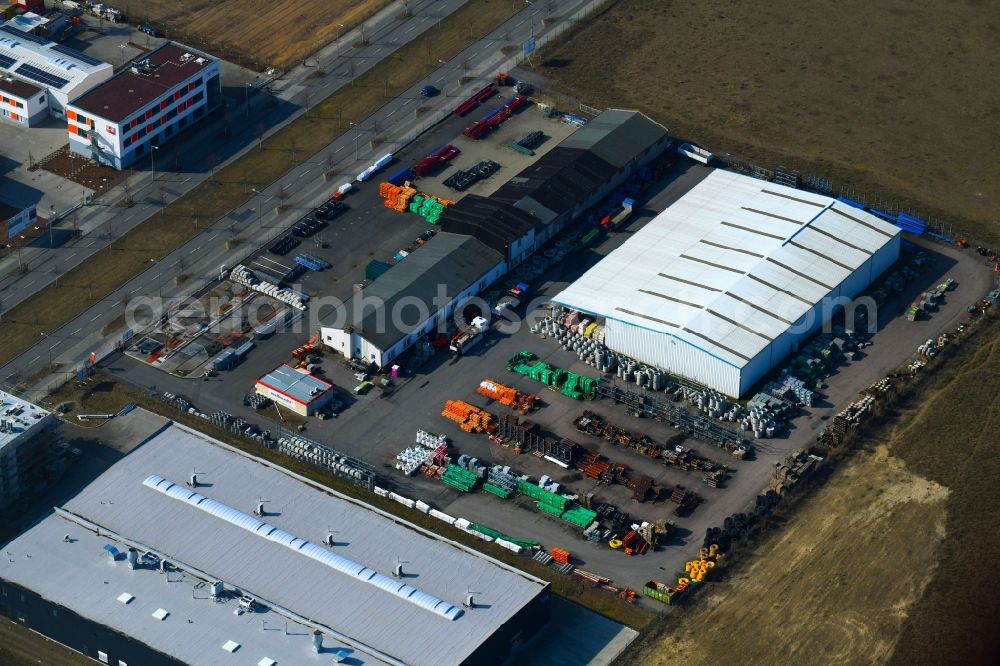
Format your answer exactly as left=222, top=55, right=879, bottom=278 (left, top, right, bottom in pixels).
left=0, top=75, right=47, bottom=126
left=554, top=170, right=902, bottom=397
left=0, top=24, right=112, bottom=117
left=65, top=43, right=221, bottom=169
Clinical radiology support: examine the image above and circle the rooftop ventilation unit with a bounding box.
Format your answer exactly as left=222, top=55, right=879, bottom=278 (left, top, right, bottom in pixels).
left=132, top=59, right=157, bottom=75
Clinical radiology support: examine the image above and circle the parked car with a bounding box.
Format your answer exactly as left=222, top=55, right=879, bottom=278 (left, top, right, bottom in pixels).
left=421, top=85, right=439, bottom=97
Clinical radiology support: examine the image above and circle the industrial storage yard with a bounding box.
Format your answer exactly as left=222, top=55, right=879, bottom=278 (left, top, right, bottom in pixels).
left=1, top=1, right=998, bottom=665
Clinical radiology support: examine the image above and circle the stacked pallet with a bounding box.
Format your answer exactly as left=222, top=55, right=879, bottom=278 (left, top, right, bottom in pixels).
left=477, top=379, right=538, bottom=412
left=561, top=506, right=598, bottom=528
left=440, top=464, right=480, bottom=492
left=380, top=183, right=418, bottom=212
left=441, top=400, right=497, bottom=433
left=550, top=548, right=571, bottom=565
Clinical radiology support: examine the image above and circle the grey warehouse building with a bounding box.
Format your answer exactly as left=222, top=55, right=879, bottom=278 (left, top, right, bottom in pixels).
left=440, top=109, right=671, bottom=266
left=0, top=422, right=550, bottom=666
left=321, top=232, right=505, bottom=367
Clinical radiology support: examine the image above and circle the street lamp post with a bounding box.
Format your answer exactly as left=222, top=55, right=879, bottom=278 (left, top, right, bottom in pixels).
left=40, top=332, right=52, bottom=367
left=150, top=144, right=159, bottom=182
left=336, top=24, right=345, bottom=57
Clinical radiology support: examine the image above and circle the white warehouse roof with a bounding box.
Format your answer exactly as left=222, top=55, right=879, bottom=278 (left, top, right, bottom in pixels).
left=0, top=422, right=548, bottom=666
left=0, top=25, right=111, bottom=107
left=554, top=169, right=901, bottom=368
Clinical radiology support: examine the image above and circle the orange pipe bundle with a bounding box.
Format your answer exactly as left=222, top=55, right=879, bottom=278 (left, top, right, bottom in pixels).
left=442, top=400, right=496, bottom=433
left=378, top=182, right=394, bottom=198
left=476, top=379, right=537, bottom=411
left=550, top=548, right=571, bottom=565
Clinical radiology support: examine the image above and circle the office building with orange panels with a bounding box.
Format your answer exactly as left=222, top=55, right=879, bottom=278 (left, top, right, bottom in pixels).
left=65, top=42, right=221, bottom=169
left=0, top=74, right=46, bottom=126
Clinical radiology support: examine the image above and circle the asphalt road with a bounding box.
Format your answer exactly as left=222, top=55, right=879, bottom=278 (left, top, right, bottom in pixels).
left=0, top=0, right=473, bottom=313
left=1, top=0, right=603, bottom=394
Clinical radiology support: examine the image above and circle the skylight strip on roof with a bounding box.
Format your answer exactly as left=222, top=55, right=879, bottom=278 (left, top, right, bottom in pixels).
left=657, top=273, right=722, bottom=292
left=637, top=289, right=704, bottom=309
left=760, top=189, right=825, bottom=207
left=723, top=291, right=794, bottom=325
left=142, top=474, right=463, bottom=621
left=680, top=326, right=752, bottom=362
left=828, top=205, right=896, bottom=237
left=720, top=220, right=786, bottom=240
left=699, top=239, right=766, bottom=258
left=765, top=257, right=836, bottom=290
left=787, top=240, right=855, bottom=270
left=740, top=207, right=804, bottom=226
left=705, top=308, right=774, bottom=341
left=615, top=307, right=680, bottom=329
left=678, top=254, right=746, bottom=274
left=806, top=224, right=874, bottom=255
left=746, top=274, right=814, bottom=305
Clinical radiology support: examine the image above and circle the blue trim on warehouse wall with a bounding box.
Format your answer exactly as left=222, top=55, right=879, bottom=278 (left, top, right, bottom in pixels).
left=549, top=300, right=743, bottom=370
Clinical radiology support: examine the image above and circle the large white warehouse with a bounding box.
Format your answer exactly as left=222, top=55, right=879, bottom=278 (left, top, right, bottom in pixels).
left=553, top=169, right=901, bottom=397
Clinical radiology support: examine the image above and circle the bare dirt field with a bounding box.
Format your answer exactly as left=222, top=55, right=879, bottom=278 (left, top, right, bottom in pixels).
left=625, top=312, right=1000, bottom=666
left=542, top=8, right=1000, bottom=658
left=120, top=0, right=386, bottom=68
left=537, top=0, right=1000, bottom=244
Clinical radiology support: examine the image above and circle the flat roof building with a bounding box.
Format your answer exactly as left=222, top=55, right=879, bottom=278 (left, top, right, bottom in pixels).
left=0, top=421, right=550, bottom=665
left=0, top=73, right=47, bottom=126
left=66, top=42, right=221, bottom=169
left=255, top=364, right=335, bottom=416
left=0, top=196, right=38, bottom=240
left=0, top=24, right=112, bottom=117
left=321, top=232, right=505, bottom=368
left=553, top=169, right=902, bottom=396
left=0, top=389, right=56, bottom=510
left=441, top=109, right=671, bottom=265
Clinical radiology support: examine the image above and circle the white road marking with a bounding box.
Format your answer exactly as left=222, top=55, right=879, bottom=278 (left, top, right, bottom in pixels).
left=207, top=233, right=219, bottom=242
left=334, top=146, right=345, bottom=153
left=72, top=328, right=81, bottom=335
left=90, top=313, right=102, bottom=322
left=301, top=167, right=313, bottom=176
left=24, top=280, right=34, bottom=288
left=405, top=24, right=416, bottom=34
left=386, top=109, right=396, bottom=117
left=29, top=356, right=39, bottom=364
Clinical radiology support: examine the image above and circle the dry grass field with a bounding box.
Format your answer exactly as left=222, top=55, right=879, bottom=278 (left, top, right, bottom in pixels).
left=624, top=313, right=1000, bottom=666
left=538, top=4, right=1000, bottom=660
left=121, top=0, right=386, bottom=68
left=538, top=0, right=1000, bottom=243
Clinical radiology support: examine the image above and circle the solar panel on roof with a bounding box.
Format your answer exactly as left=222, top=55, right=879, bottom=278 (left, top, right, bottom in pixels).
left=0, top=25, right=49, bottom=46
left=16, top=63, right=68, bottom=89
left=51, top=44, right=103, bottom=67
left=0, top=53, right=15, bottom=69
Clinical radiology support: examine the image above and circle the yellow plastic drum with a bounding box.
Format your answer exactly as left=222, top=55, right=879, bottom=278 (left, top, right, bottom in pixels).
left=678, top=577, right=690, bottom=585
left=706, top=560, right=716, bottom=569
left=609, top=539, right=623, bottom=549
